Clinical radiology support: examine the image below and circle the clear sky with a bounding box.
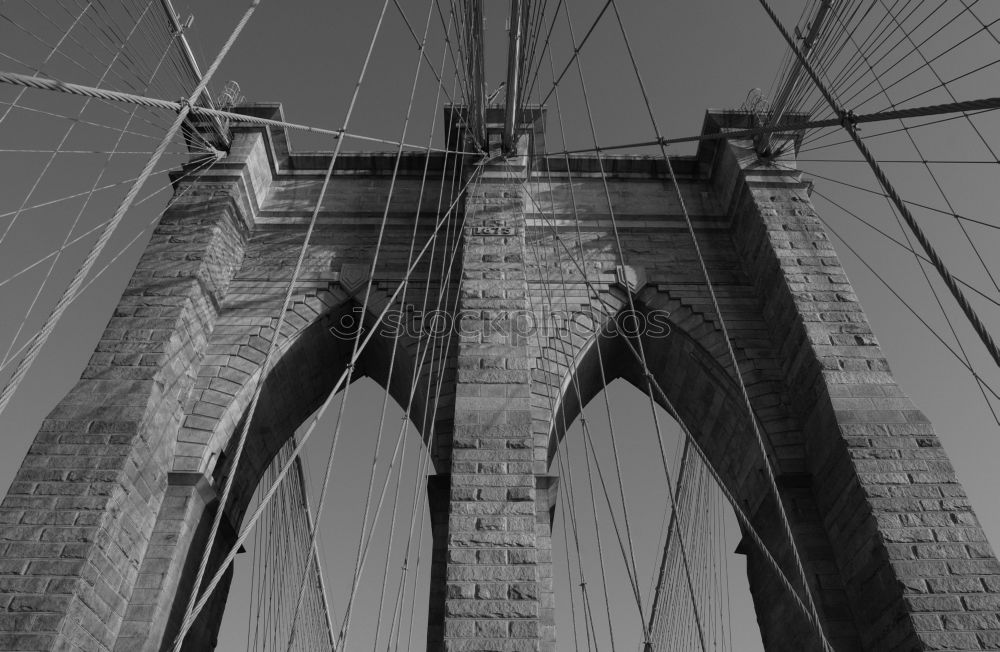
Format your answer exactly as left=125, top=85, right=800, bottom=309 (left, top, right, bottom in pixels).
left=1, top=1, right=999, bottom=650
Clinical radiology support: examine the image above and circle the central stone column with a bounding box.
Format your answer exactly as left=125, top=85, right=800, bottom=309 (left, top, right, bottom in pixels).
left=433, top=136, right=553, bottom=650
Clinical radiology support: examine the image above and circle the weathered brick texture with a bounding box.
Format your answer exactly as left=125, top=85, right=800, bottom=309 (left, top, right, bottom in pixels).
left=0, top=151, right=252, bottom=649
left=708, top=114, right=1000, bottom=650
left=432, top=150, right=554, bottom=652
left=0, top=106, right=996, bottom=652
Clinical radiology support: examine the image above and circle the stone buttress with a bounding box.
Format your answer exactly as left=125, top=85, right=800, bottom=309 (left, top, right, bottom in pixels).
left=0, top=106, right=996, bottom=652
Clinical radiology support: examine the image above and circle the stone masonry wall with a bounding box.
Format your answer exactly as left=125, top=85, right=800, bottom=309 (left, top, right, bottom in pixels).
left=0, top=177, right=250, bottom=650
left=1, top=107, right=998, bottom=652
left=713, top=122, right=1000, bottom=650
left=435, top=156, right=554, bottom=651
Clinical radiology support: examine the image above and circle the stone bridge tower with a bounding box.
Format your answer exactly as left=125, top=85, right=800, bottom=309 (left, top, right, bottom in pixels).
left=0, top=104, right=998, bottom=652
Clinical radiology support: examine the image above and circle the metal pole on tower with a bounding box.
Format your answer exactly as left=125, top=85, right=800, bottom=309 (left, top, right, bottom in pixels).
left=157, top=0, right=228, bottom=142
left=502, top=0, right=527, bottom=153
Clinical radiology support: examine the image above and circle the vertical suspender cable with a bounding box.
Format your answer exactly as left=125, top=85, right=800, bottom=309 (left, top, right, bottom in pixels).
left=646, top=439, right=693, bottom=642
left=291, top=450, right=337, bottom=649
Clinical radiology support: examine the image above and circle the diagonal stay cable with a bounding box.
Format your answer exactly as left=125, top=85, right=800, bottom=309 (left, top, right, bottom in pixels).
left=435, top=0, right=472, bottom=107
left=798, top=110, right=988, bottom=153
left=808, top=187, right=1000, bottom=404
left=540, top=46, right=629, bottom=647
left=169, top=163, right=487, bottom=643
left=756, top=0, right=1000, bottom=372
left=282, top=0, right=443, bottom=646
left=816, top=208, right=1000, bottom=408
left=608, top=2, right=837, bottom=647
left=2, top=3, right=176, bottom=370
left=796, top=180, right=1000, bottom=310
left=380, top=109, right=453, bottom=652
left=0, top=0, right=161, bottom=247
left=391, top=0, right=459, bottom=106
left=167, top=0, right=394, bottom=646
left=510, top=164, right=842, bottom=649
left=0, top=97, right=186, bottom=143
left=561, top=2, right=717, bottom=645
left=0, top=152, right=220, bottom=294
left=0, top=148, right=189, bottom=154
left=366, top=11, right=458, bottom=652
left=820, top=3, right=1000, bottom=426
left=0, top=151, right=223, bottom=378
left=2, top=6, right=190, bottom=139
left=848, top=31, right=1000, bottom=115
left=0, top=0, right=93, bottom=126
left=400, top=99, right=468, bottom=652
left=537, top=0, right=613, bottom=107
left=797, top=158, right=1000, bottom=164
left=876, top=0, right=1000, bottom=166
left=0, top=1, right=262, bottom=420
left=867, top=0, right=1000, bottom=300
left=529, top=60, right=663, bottom=638
left=511, top=150, right=617, bottom=647
left=335, top=166, right=485, bottom=652
left=787, top=163, right=1000, bottom=234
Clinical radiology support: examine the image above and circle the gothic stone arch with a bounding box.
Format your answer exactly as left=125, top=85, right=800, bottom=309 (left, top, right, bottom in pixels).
left=536, top=293, right=859, bottom=649
left=127, top=289, right=439, bottom=652
left=0, top=106, right=998, bottom=651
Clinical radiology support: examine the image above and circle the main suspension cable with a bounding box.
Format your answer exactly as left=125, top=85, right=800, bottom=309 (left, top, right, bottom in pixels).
left=756, top=0, right=1000, bottom=372
left=0, top=0, right=262, bottom=420
left=0, top=70, right=465, bottom=154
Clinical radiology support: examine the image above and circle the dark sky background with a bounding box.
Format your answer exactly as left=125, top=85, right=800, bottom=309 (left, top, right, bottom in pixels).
left=2, top=1, right=1000, bottom=650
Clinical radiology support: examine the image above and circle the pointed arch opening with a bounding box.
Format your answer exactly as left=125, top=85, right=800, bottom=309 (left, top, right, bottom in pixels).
left=543, top=297, right=861, bottom=650
left=551, top=377, right=764, bottom=651
left=157, top=295, right=448, bottom=651
left=215, top=376, right=438, bottom=651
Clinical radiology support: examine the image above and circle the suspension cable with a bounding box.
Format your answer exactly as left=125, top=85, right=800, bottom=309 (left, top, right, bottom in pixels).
left=0, top=70, right=465, bottom=154
left=822, top=5, right=1000, bottom=426
left=524, top=76, right=667, bottom=640
left=2, top=2, right=174, bottom=370
left=169, top=164, right=487, bottom=640
left=0, top=1, right=93, bottom=126
left=551, top=95, right=1000, bottom=156
left=605, top=2, right=836, bottom=647
left=168, top=0, right=399, bottom=645
left=755, top=0, right=1000, bottom=372
left=511, top=167, right=838, bottom=649
left=0, top=1, right=262, bottom=421
left=284, top=0, right=441, bottom=644
left=511, top=157, right=615, bottom=647
left=561, top=2, right=717, bottom=645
